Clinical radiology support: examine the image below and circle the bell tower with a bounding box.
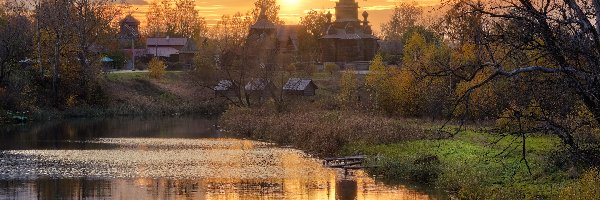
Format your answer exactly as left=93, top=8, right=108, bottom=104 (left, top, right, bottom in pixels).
left=334, top=0, right=359, bottom=24
left=321, top=0, right=379, bottom=64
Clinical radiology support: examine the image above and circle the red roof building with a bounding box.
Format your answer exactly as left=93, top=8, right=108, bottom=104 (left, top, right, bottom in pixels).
left=146, top=37, right=198, bottom=65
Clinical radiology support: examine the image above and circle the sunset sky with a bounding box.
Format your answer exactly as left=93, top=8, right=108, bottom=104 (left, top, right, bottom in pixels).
left=125, top=0, right=442, bottom=33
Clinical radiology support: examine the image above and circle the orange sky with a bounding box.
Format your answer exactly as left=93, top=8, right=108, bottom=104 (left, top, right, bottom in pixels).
left=126, top=0, right=442, bottom=34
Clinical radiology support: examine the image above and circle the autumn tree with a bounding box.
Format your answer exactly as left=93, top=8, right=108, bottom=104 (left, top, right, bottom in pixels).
left=146, top=0, right=207, bottom=39
left=251, top=0, right=282, bottom=24
left=70, top=0, right=123, bottom=100
left=34, top=0, right=123, bottom=107
left=435, top=0, right=600, bottom=162
left=380, top=3, right=424, bottom=64
left=338, top=71, right=359, bottom=108
left=366, top=29, right=455, bottom=117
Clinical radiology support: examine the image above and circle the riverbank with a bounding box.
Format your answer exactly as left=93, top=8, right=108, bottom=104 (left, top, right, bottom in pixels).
left=218, top=105, right=600, bottom=199
left=0, top=71, right=225, bottom=124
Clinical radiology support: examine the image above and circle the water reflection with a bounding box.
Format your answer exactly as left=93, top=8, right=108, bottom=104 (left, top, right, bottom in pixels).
left=0, top=117, right=434, bottom=199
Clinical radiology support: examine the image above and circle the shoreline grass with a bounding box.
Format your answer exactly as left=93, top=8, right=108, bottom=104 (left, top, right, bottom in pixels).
left=219, top=105, right=599, bottom=199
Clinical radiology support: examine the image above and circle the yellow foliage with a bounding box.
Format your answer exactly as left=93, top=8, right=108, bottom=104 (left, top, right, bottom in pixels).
left=454, top=67, right=498, bottom=118
left=403, top=32, right=427, bottom=66
left=366, top=53, right=422, bottom=115
left=451, top=43, right=477, bottom=67
left=337, top=71, right=359, bottom=107
left=148, top=57, right=167, bottom=79
left=324, top=63, right=339, bottom=75
left=560, top=168, right=600, bottom=200
left=66, top=94, right=78, bottom=108
left=284, top=63, right=296, bottom=73
left=366, top=54, right=387, bottom=88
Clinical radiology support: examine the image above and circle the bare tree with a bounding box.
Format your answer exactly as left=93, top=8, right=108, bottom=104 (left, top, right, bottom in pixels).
left=438, top=0, right=600, bottom=161
left=0, top=0, right=33, bottom=85
left=36, top=0, right=74, bottom=105
left=381, top=3, right=423, bottom=41
left=35, top=0, right=123, bottom=106
left=70, top=0, right=122, bottom=100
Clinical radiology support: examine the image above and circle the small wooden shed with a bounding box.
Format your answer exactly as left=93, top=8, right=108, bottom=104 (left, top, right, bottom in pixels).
left=245, top=79, right=276, bottom=97
left=214, top=80, right=236, bottom=97
left=283, top=78, right=318, bottom=96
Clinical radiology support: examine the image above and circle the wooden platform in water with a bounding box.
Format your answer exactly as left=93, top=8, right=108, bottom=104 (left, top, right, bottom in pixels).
left=323, top=155, right=372, bottom=170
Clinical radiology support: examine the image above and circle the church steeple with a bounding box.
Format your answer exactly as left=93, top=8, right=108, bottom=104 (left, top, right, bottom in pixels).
left=320, top=0, right=379, bottom=63
left=334, top=0, right=359, bottom=23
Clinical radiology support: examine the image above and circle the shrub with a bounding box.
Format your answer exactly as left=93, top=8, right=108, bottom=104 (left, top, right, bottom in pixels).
left=337, top=72, right=359, bottom=107
left=560, top=168, right=600, bottom=199
left=284, top=63, right=296, bottom=73
left=298, top=63, right=316, bottom=76
left=219, top=106, right=433, bottom=156
left=325, top=63, right=340, bottom=75
left=148, top=57, right=166, bottom=79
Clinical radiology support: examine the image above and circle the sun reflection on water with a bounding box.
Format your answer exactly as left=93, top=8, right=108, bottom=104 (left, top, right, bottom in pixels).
left=0, top=138, right=432, bottom=199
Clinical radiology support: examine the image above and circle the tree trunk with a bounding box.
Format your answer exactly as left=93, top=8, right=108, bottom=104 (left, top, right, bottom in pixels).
left=0, top=64, right=5, bottom=85
left=53, top=34, right=61, bottom=106
left=594, top=0, right=600, bottom=35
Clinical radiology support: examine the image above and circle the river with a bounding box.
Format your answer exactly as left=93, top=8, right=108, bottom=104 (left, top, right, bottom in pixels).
left=0, top=117, right=436, bottom=199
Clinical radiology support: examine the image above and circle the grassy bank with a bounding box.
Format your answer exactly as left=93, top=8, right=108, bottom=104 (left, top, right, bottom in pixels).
left=219, top=105, right=599, bottom=199
left=342, top=132, right=571, bottom=198
left=100, top=71, right=223, bottom=116
left=1, top=71, right=225, bottom=124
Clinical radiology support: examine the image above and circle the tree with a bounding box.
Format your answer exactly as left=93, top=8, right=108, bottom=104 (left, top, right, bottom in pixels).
left=35, top=0, right=123, bottom=107
left=70, top=0, right=123, bottom=100
left=365, top=54, right=391, bottom=111
left=251, top=0, right=282, bottom=24
left=298, top=10, right=328, bottom=62
left=202, top=12, right=253, bottom=107
left=146, top=0, right=207, bottom=39
left=36, top=0, right=76, bottom=105
left=0, top=0, right=32, bottom=85
left=380, top=3, right=422, bottom=41
left=437, top=0, right=600, bottom=161
left=338, top=71, right=359, bottom=107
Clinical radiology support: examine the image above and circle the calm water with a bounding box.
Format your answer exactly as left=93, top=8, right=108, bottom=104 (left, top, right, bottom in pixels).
left=0, top=117, right=434, bottom=200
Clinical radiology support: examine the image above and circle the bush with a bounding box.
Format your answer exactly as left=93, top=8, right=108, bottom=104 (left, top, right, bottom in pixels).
left=219, top=106, right=433, bottom=156
left=298, top=63, right=316, bottom=76
left=325, top=63, right=340, bottom=75
left=284, top=63, right=296, bottom=73
left=560, top=168, right=600, bottom=199
left=148, top=57, right=166, bottom=79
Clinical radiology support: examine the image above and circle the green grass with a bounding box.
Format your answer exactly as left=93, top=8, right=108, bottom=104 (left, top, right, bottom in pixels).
left=106, top=71, right=150, bottom=80
left=105, top=71, right=184, bottom=80
left=312, top=72, right=335, bottom=80
left=342, top=130, right=570, bottom=199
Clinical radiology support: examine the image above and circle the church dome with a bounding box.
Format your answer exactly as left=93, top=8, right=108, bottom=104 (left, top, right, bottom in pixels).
left=120, top=15, right=140, bottom=25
